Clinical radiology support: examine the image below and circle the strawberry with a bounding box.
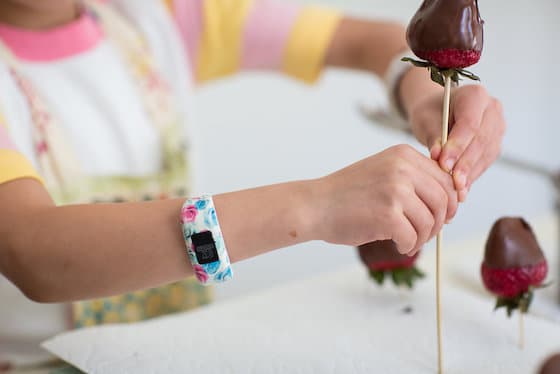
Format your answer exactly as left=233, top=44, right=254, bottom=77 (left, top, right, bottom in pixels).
left=403, top=0, right=484, bottom=85
left=413, top=49, right=481, bottom=70
left=358, top=240, right=424, bottom=289
left=481, top=217, right=548, bottom=316
left=539, top=353, right=560, bottom=374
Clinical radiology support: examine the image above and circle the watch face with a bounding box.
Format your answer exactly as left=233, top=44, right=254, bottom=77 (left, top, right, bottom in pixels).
left=191, top=231, right=219, bottom=264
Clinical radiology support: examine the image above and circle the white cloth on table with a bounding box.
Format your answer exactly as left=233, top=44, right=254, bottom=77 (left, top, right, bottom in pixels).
left=43, top=218, right=560, bottom=374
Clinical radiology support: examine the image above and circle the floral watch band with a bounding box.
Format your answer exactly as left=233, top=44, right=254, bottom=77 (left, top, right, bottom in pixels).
left=180, top=195, right=233, bottom=285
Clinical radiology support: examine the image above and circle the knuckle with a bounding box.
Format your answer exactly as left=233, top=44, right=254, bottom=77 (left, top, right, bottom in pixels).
left=392, top=182, right=410, bottom=198
left=454, top=117, right=478, bottom=135
left=454, top=159, right=472, bottom=176
left=476, top=129, right=490, bottom=146
left=392, top=144, right=415, bottom=159
left=388, top=160, right=411, bottom=180
left=387, top=210, right=404, bottom=233
left=491, top=98, right=504, bottom=114
left=469, top=84, right=488, bottom=100
left=422, top=215, right=436, bottom=236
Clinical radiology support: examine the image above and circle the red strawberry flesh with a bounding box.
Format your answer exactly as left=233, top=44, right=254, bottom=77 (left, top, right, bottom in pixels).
left=481, top=217, right=549, bottom=315
left=481, top=261, right=548, bottom=298
left=414, top=49, right=481, bottom=69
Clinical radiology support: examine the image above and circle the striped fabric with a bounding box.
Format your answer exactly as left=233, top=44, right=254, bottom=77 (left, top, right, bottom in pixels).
left=0, top=117, right=42, bottom=185
left=0, top=0, right=342, bottom=186
left=169, top=0, right=341, bottom=82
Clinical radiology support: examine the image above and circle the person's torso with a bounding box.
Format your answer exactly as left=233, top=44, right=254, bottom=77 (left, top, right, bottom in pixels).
left=0, top=0, right=199, bottom=366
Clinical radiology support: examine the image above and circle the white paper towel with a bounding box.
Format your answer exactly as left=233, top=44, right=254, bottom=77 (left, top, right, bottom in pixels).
left=42, top=263, right=560, bottom=374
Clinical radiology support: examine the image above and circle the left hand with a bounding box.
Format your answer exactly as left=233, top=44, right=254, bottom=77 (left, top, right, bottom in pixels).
left=407, top=84, right=506, bottom=202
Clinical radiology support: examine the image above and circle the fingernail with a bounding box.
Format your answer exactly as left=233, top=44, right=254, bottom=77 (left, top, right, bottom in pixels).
left=430, top=145, right=441, bottom=160
left=455, top=172, right=467, bottom=190
left=444, top=158, right=456, bottom=173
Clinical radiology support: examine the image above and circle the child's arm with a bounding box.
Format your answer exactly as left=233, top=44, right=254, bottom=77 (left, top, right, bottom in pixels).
left=324, top=17, right=506, bottom=203
left=169, top=0, right=505, bottom=204
left=0, top=145, right=458, bottom=303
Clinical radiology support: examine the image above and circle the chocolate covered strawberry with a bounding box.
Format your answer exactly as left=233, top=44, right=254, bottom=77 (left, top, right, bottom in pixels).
left=358, top=240, right=424, bottom=289
left=481, top=217, right=548, bottom=316
left=403, top=0, right=484, bottom=86
left=539, top=353, right=560, bottom=374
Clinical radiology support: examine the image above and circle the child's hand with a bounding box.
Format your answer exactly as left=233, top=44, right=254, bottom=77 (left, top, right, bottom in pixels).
left=312, top=145, right=458, bottom=255
left=407, top=85, right=506, bottom=202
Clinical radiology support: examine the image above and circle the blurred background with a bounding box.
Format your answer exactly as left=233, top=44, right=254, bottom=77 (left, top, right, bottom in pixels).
left=191, top=0, right=560, bottom=300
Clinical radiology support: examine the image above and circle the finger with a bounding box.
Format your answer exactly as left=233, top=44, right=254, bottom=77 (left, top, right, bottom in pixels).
left=410, top=108, right=441, bottom=149
left=408, top=244, right=423, bottom=257
left=452, top=102, right=504, bottom=191
left=406, top=151, right=458, bottom=220
left=403, top=195, right=436, bottom=254
left=430, top=140, right=442, bottom=161
left=466, top=141, right=502, bottom=190
left=413, top=173, right=450, bottom=238
left=439, top=88, right=487, bottom=173
left=391, top=212, right=418, bottom=255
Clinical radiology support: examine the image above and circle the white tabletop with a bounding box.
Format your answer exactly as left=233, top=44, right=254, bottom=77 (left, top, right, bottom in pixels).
left=42, top=216, right=560, bottom=374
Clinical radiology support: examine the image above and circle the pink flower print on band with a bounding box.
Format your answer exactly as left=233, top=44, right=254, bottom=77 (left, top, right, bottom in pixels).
left=193, top=264, right=209, bottom=283
left=181, top=204, right=198, bottom=223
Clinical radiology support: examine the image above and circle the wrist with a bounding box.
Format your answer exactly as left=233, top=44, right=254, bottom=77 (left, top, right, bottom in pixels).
left=289, top=179, right=323, bottom=243
left=300, top=177, right=331, bottom=242
left=399, top=66, right=442, bottom=118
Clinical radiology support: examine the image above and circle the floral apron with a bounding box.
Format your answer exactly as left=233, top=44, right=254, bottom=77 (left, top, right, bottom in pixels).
left=0, top=0, right=211, bottom=328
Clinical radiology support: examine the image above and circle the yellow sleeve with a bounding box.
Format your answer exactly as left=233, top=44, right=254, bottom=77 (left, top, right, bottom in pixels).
left=0, top=149, right=42, bottom=186
left=282, top=6, right=342, bottom=83
left=169, top=0, right=341, bottom=84
left=196, top=0, right=254, bottom=82
left=0, top=115, right=43, bottom=186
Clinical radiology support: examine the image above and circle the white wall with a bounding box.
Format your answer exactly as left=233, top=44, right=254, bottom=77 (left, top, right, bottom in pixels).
left=192, top=0, right=560, bottom=300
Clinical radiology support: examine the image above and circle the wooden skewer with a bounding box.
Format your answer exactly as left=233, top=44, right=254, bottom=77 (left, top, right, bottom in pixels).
left=519, top=311, right=525, bottom=349
left=436, top=73, right=452, bottom=374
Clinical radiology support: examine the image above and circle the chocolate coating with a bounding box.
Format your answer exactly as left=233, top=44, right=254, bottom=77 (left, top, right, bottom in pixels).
left=406, top=0, right=484, bottom=55
left=358, top=240, right=417, bottom=270
left=359, top=240, right=398, bottom=262
left=484, top=217, right=545, bottom=269
left=539, top=353, right=560, bottom=374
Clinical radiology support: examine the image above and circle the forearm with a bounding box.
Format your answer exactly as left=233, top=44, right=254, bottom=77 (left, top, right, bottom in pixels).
left=324, top=17, right=442, bottom=119
left=324, top=17, right=408, bottom=78
left=1, top=179, right=315, bottom=302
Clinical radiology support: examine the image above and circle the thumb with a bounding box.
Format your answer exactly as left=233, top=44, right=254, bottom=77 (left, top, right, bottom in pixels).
left=429, top=137, right=442, bottom=161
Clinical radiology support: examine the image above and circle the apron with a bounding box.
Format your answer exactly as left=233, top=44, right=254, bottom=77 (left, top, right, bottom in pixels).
left=0, top=0, right=212, bottom=328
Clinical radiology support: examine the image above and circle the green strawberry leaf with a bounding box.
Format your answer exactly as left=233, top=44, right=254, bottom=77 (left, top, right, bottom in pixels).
left=457, top=69, right=481, bottom=81
left=370, top=269, right=385, bottom=285
left=391, top=270, right=402, bottom=286
left=401, top=57, right=431, bottom=68
left=494, top=291, right=535, bottom=317
left=404, top=276, right=413, bottom=289
left=412, top=267, right=426, bottom=278
left=402, top=56, right=481, bottom=87
left=368, top=266, right=426, bottom=289
left=429, top=66, right=445, bottom=87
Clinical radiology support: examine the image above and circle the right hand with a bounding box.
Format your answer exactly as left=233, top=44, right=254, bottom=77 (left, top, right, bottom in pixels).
left=311, top=144, right=458, bottom=255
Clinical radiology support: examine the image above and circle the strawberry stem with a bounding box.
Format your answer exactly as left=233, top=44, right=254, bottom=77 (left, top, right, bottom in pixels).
left=401, top=57, right=481, bottom=87
left=368, top=267, right=425, bottom=289
left=495, top=289, right=535, bottom=317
